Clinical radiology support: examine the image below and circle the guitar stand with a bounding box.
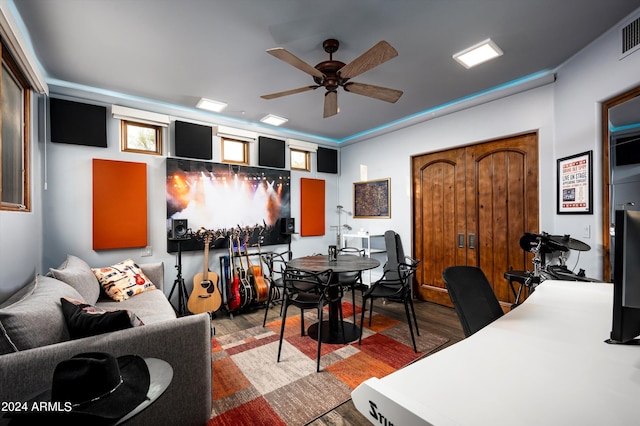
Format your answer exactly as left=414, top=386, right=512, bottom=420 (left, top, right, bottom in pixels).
left=168, top=239, right=190, bottom=316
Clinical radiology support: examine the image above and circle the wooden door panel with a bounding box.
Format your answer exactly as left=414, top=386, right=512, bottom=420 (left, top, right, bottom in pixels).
left=412, top=148, right=465, bottom=305
left=475, top=150, right=522, bottom=303
left=468, top=135, right=539, bottom=306
left=413, top=132, right=539, bottom=308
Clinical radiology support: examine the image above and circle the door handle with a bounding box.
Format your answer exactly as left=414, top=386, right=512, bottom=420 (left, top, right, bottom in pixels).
left=468, top=234, right=476, bottom=249
left=458, top=233, right=465, bottom=248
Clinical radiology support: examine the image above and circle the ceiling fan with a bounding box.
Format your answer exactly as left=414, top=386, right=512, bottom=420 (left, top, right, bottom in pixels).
left=261, top=39, right=403, bottom=118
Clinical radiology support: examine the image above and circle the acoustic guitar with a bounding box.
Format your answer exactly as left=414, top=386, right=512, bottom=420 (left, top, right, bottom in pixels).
left=227, top=233, right=242, bottom=311
left=188, top=233, right=222, bottom=314
left=245, top=235, right=269, bottom=304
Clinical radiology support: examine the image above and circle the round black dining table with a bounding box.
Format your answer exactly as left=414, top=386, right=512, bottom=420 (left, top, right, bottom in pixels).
left=286, top=254, right=380, bottom=344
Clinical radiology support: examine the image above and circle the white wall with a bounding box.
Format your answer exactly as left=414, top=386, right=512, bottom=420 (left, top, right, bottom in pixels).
left=35, top=89, right=338, bottom=306
left=553, top=12, right=640, bottom=279
left=339, top=84, right=555, bottom=268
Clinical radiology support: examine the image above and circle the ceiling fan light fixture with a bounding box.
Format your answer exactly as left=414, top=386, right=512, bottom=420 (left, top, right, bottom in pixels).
left=260, top=114, right=288, bottom=126
left=196, top=97, right=228, bottom=112
left=453, top=39, right=503, bottom=69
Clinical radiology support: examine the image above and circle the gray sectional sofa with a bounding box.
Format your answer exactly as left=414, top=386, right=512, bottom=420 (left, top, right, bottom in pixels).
left=0, top=255, right=212, bottom=425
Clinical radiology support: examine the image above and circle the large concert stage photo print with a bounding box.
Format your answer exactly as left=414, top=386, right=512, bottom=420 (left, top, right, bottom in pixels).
left=166, top=158, right=291, bottom=252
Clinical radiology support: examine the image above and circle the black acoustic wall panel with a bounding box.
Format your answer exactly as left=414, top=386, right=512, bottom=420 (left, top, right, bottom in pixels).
left=174, top=120, right=213, bottom=160
left=317, top=146, right=338, bottom=174
left=614, top=134, right=640, bottom=166
left=259, top=136, right=286, bottom=168
left=50, top=98, right=107, bottom=147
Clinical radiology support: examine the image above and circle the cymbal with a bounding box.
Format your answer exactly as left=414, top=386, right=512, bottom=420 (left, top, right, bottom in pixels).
left=519, top=232, right=568, bottom=253
left=549, top=234, right=591, bottom=251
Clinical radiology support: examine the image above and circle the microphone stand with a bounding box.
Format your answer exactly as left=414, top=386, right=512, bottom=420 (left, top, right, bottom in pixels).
left=168, top=238, right=189, bottom=316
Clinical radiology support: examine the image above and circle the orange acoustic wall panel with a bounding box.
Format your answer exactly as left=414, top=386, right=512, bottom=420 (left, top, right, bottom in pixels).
left=300, top=178, right=325, bottom=236
left=93, top=159, right=148, bottom=250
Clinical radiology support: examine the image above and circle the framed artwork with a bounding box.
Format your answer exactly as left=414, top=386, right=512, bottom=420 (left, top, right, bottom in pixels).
left=557, top=150, right=593, bottom=214
left=353, top=178, right=391, bottom=218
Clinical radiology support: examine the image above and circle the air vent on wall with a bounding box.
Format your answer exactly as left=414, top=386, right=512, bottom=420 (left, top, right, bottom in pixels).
left=621, top=15, right=640, bottom=59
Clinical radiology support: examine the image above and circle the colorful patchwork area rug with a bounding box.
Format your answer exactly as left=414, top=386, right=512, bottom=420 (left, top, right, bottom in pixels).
left=207, top=302, right=449, bottom=425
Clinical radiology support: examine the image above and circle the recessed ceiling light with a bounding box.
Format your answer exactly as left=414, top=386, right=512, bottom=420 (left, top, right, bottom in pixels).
left=453, top=39, right=503, bottom=69
left=196, top=98, right=228, bottom=112
left=260, top=114, right=288, bottom=126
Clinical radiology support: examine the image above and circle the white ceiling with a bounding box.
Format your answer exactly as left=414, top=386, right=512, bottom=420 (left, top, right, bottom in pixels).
left=11, top=0, right=640, bottom=143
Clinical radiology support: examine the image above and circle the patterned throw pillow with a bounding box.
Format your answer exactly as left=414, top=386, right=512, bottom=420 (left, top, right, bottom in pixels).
left=60, top=298, right=144, bottom=339
left=92, top=259, right=156, bottom=302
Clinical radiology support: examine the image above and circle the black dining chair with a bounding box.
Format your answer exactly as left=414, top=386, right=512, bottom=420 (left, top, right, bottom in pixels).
left=277, top=267, right=342, bottom=372
left=441, top=266, right=504, bottom=337
left=337, top=246, right=366, bottom=322
left=261, top=250, right=291, bottom=326
left=359, top=257, right=421, bottom=352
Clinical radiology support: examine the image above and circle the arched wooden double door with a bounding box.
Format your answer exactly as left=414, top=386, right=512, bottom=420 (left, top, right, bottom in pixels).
left=412, top=132, right=539, bottom=308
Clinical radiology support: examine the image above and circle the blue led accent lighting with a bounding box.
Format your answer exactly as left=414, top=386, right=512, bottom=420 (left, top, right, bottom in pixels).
left=48, top=70, right=553, bottom=144
left=46, top=78, right=339, bottom=143
left=338, top=69, right=554, bottom=143
left=610, top=122, right=640, bottom=133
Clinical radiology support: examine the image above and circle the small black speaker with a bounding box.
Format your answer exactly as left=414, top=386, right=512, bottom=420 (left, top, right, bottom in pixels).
left=170, top=218, right=189, bottom=240
left=280, top=217, right=295, bottom=234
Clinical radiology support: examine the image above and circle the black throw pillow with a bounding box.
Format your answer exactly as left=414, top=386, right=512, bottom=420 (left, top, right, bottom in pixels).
left=60, top=298, right=133, bottom=339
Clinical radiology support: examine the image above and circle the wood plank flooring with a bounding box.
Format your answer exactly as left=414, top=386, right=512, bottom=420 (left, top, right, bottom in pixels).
left=211, top=289, right=465, bottom=425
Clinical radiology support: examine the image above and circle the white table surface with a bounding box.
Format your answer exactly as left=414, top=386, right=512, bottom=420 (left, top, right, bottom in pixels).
left=352, top=280, right=640, bottom=425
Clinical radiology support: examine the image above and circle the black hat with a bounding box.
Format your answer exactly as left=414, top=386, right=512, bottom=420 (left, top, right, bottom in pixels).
left=5, top=352, right=172, bottom=425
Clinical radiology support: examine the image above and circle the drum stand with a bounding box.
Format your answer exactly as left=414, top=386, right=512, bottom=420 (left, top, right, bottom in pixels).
left=504, top=238, right=545, bottom=308
left=168, top=239, right=189, bottom=316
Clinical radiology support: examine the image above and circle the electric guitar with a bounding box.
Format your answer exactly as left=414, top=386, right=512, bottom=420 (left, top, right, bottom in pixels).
left=236, top=234, right=255, bottom=307
left=188, top=232, right=222, bottom=314
left=227, top=232, right=241, bottom=311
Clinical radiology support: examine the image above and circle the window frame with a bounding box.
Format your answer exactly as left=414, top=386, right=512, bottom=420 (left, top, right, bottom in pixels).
left=120, top=119, right=163, bottom=155
left=0, top=41, right=31, bottom=212
left=290, top=148, right=311, bottom=172
left=221, top=137, right=249, bottom=165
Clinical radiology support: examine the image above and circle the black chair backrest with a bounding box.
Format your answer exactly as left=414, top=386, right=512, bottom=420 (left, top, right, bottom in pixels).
left=262, top=251, right=290, bottom=280
left=384, top=230, right=405, bottom=280
left=283, top=268, right=333, bottom=297
left=339, top=247, right=365, bottom=256
left=373, top=257, right=420, bottom=298
left=399, top=257, right=419, bottom=282
left=442, top=266, right=504, bottom=337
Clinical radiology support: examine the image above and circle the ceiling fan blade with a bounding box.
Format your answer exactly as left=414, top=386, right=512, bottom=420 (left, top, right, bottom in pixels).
left=266, top=47, right=325, bottom=79
left=343, top=82, right=403, bottom=103
left=260, top=85, right=319, bottom=100
left=338, top=40, right=398, bottom=79
left=323, top=91, right=338, bottom=118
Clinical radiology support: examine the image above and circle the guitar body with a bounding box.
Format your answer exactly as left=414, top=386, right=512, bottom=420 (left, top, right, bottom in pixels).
left=188, top=270, right=222, bottom=314
left=239, top=268, right=254, bottom=307
left=228, top=261, right=241, bottom=311
left=188, top=233, right=223, bottom=314
left=250, top=265, right=269, bottom=303
left=227, top=238, right=242, bottom=312
left=235, top=235, right=255, bottom=308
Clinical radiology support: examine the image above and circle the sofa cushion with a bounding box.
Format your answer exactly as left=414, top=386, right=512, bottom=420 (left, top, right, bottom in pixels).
left=60, top=298, right=144, bottom=339
left=92, top=259, right=156, bottom=302
left=0, top=275, right=82, bottom=354
left=50, top=255, right=101, bottom=304
left=96, top=289, right=176, bottom=324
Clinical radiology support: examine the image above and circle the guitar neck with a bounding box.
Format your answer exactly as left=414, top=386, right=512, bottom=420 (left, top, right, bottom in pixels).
left=236, top=238, right=245, bottom=269
left=202, top=236, right=211, bottom=281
